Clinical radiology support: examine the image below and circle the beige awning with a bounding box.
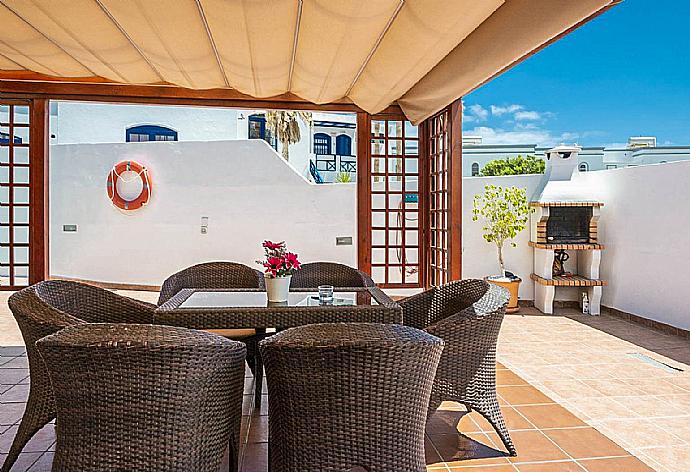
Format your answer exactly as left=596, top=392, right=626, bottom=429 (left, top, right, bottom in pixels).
left=0, top=0, right=616, bottom=123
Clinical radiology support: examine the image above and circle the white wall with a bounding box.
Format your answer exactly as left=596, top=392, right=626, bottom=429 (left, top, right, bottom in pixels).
left=577, top=162, right=690, bottom=331
left=54, top=102, right=238, bottom=144
left=462, top=174, right=543, bottom=299
left=50, top=140, right=357, bottom=286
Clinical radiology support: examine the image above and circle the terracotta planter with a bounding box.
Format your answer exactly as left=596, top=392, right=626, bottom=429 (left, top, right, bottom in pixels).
left=265, top=275, right=292, bottom=302
left=487, top=277, right=521, bottom=314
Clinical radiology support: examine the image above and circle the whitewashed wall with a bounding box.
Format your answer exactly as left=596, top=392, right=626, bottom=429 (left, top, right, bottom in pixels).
left=462, top=174, right=543, bottom=299
left=577, top=162, right=690, bottom=331
left=50, top=140, right=357, bottom=286
left=54, top=102, right=238, bottom=144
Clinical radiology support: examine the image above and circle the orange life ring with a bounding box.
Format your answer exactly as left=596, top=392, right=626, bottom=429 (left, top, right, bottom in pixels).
left=106, top=160, right=152, bottom=211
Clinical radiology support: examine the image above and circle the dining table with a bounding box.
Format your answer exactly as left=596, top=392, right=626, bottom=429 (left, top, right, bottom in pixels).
left=155, top=286, right=403, bottom=405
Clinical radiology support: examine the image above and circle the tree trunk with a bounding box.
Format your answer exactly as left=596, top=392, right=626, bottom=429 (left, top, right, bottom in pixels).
left=497, top=243, right=506, bottom=277
left=281, top=142, right=290, bottom=161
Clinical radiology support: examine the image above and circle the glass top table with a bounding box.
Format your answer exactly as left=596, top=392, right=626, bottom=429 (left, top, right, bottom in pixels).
left=155, top=287, right=402, bottom=330
left=179, top=291, right=378, bottom=309
left=155, top=287, right=402, bottom=407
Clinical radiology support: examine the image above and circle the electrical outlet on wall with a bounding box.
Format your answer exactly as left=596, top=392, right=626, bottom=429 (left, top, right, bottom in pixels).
left=201, top=216, right=209, bottom=234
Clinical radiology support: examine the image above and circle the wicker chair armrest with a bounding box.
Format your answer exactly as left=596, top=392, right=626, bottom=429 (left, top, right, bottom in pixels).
left=80, top=294, right=157, bottom=325
left=425, top=283, right=509, bottom=334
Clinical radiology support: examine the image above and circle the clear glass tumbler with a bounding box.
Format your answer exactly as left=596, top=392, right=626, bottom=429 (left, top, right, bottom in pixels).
left=318, top=285, right=334, bottom=305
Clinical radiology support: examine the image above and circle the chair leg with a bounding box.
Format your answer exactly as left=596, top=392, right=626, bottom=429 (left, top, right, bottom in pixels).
left=473, top=398, right=516, bottom=456
left=1, top=393, right=54, bottom=472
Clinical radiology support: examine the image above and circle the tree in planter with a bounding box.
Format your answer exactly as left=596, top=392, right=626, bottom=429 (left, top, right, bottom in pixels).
left=265, top=111, right=312, bottom=161
left=481, top=154, right=545, bottom=176
left=472, top=184, right=532, bottom=277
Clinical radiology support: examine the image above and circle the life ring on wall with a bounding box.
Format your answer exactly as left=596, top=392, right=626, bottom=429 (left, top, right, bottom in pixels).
left=106, top=160, right=152, bottom=211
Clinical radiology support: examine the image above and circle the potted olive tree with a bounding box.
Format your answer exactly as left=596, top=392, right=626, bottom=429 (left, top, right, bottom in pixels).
left=472, top=184, right=532, bottom=313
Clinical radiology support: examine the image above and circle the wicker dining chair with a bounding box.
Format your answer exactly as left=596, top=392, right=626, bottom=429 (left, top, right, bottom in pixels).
left=157, top=261, right=265, bottom=305
left=157, top=261, right=264, bottom=374
left=1, top=280, right=157, bottom=472
left=399, top=279, right=516, bottom=456
left=260, top=323, right=444, bottom=472
left=289, top=262, right=375, bottom=289
left=36, top=323, right=246, bottom=472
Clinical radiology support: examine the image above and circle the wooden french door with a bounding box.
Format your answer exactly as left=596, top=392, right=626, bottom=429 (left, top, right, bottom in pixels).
left=357, top=100, right=462, bottom=289
left=358, top=112, right=425, bottom=288
left=0, top=99, right=48, bottom=289
left=424, top=102, right=462, bottom=286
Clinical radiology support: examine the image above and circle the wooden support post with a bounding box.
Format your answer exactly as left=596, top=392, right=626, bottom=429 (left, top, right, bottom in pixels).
left=448, top=98, right=463, bottom=281
left=29, top=98, right=49, bottom=284
left=356, top=112, right=371, bottom=276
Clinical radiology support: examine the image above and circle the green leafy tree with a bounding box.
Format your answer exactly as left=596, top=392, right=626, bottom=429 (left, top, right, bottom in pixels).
left=472, top=185, right=532, bottom=276
left=480, top=155, right=545, bottom=176
left=265, top=111, right=312, bottom=161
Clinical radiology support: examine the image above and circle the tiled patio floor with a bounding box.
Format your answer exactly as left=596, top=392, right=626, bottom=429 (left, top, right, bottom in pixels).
left=499, top=307, right=690, bottom=472
left=0, top=292, right=687, bottom=470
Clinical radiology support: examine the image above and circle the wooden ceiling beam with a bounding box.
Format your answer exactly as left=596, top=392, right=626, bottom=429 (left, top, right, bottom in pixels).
left=0, top=77, right=403, bottom=114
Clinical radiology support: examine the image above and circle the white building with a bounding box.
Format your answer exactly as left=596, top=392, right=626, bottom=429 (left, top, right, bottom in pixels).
left=463, top=135, right=690, bottom=176
left=47, top=102, right=690, bottom=179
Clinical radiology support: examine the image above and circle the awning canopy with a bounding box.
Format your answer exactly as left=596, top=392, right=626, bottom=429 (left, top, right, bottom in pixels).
left=0, top=0, right=616, bottom=123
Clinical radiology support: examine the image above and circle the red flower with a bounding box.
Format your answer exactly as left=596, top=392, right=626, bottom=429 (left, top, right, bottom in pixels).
left=284, top=252, right=301, bottom=270
left=263, top=240, right=285, bottom=251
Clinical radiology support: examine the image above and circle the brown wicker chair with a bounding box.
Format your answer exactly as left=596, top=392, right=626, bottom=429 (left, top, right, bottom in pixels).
left=289, top=262, right=374, bottom=289
left=157, top=261, right=265, bottom=305
left=157, top=261, right=264, bottom=375
left=399, top=279, right=516, bottom=456
left=259, top=323, right=444, bottom=472
left=1, top=280, right=156, bottom=472
left=36, top=323, right=246, bottom=472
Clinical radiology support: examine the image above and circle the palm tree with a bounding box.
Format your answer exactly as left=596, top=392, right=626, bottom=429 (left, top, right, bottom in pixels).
left=265, top=110, right=312, bottom=161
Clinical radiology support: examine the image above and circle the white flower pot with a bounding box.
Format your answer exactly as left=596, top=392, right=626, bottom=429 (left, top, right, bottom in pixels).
left=265, top=275, right=292, bottom=302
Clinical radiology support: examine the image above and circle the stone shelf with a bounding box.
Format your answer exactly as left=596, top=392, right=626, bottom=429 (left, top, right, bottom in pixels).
left=531, top=273, right=607, bottom=287
left=529, top=242, right=605, bottom=250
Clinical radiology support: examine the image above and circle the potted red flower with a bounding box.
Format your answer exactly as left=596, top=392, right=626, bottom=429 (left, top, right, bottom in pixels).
left=257, top=240, right=301, bottom=302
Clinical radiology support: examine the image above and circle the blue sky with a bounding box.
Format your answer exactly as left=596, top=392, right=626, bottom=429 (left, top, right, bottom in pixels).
left=464, top=0, right=690, bottom=147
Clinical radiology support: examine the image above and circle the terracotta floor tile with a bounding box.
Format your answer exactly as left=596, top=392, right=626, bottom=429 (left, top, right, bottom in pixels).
left=241, top=442, right=268, bottom=472
left=540, top=380, right=596, bottom=400
left=593, top=419, right=686, bottom=449
left=658, top=394, right=690, bottom=412
left=497, top=370, right=529, bottom=387
left=515, top=404, right=586, bottom=429
left=497, top=386, right=554, bottom=406
left=429, top=409, right=471, bottom=434
left=627, top=378, right=689, bottom=395
left=635, top=445, right=690, bottom=472
left=563, top=396, right=640, bottom=421
left=578, top=456, right=655, bottom=471
left=498, top=430, right=569, bottom=463
left=434, top=432, right=511, bottom=466
left=447, top=465, right=515, bottom=471
left=247, top=415, right=267, bottom=443
left=543, top=427, right=628, bottom=459
left=425, top=434, right=446, bottom=468
left=612, top=395, right=686, bottom=418
left=515, top=461, right=583, bottom=471
left=653, top=417, right=690, bottom=443
left=582, top=379, right=646, bottom=397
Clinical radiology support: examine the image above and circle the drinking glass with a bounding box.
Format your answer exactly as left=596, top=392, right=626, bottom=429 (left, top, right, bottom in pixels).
left=318, top=285, right=334, bottom=305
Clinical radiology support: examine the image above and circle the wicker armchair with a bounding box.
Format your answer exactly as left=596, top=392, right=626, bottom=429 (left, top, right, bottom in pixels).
left=290, top=262, right=374, bottom=289
left=1, top=280, right=156, bottom=472
left=157, top=261, right=265, bottom=305
left=399, top=279, right=516, bottom=456
left=156, top=261, right=264, bottom=374
left=259, top=323, right=444, bottom=472
left=36, top=323, right=246, bottom=472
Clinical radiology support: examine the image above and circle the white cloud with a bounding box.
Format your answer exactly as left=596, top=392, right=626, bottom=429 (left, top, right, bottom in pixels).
left=514, top=110, right=542, bottom=121
left=463, top=104, right=489, bottom=123
left=466, top=126, right=579, bottom=147
left=490, top=104, right=523, bottom=116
